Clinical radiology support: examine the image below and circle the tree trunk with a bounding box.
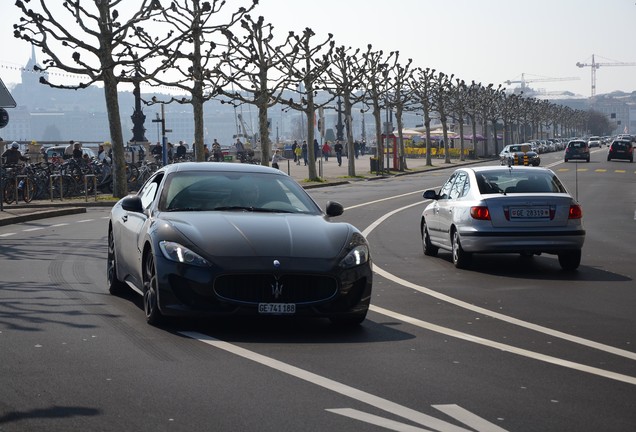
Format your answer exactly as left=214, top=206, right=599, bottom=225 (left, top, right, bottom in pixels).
left=103, top=70, right=128, bottom=198
left=373, top=104, right=384, bottom=172
left=344, top=95, right=356, bottom=176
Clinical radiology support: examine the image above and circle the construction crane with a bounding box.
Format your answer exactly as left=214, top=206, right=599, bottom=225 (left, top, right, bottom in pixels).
left=576, top=54, right=636, bottom=97
left=504, top=73, right=579, bottom=90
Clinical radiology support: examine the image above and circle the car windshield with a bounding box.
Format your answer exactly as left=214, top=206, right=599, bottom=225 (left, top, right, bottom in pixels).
left=476, top=169, right=567, bottom=194
left=159, top=170, right=322, bottom=214
left=569, top=142, right=585, bottom=149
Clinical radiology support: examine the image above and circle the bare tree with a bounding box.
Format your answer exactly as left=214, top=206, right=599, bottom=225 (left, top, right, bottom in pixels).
left=219, top=15, right=298, bottom=166
left=387, top=54, right=414, bottom=171
left=409, top=67, right=437, bottom=166
left=13, top=0, right=171, bottom=197
left=431, top=72, right=454, bottom=164
left=361, top=47, right=398, bottom=173
left=448, top=78, right=469, bottom=161
left=323, top=45, right=367, bottom=177
left=142, top=0, right=256, bottom=161
left=278, top=28, right=334, bottom=181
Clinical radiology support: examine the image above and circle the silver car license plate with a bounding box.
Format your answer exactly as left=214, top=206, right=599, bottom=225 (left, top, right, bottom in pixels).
left=258, top=303, right=296, bottom=314
left=510, top=207, right=549, bottom=218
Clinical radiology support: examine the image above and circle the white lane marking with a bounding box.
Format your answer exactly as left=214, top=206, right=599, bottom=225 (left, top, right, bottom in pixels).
left=23, top=227, right=45, bottom=232
left=0, top=232, right=16, bottom=237
left=50, top=223, right=69, bottom=227
left=373, top=265, right=636, bottom=361
left=432, top=405, right=509, bottom=432
left=180, top=331, right=480, bottom=432
left=76, top=219, right=93, bottom=223
left=328, top=406, right=508, bottom=432
left=346, top=190, right=426, bottom=211
left=371, top=305, right=636, bottom=386
left=326, top=408, right=436, bottom=431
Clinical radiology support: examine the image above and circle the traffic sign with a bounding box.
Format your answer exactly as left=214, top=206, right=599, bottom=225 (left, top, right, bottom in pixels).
left=0, top=77, right=16, bottom=108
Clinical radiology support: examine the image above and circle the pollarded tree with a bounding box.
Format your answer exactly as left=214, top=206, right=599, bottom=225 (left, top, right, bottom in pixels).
left=278, top=28, right=334, bottom=181
left=142, top=0, right=257, bottom=161
left=13, top=0, right=172, bottom=197
left=387, top=54, right=414, bottom=171
left=431, top=71, right=454, bottom=164
left=409, top=67, right=437, bottom=166
left=447, top=78, right=469, bottom=161
left=219, top=15, right=298, bottom=167
left=361, top=46, right=398, bottom=173
left=323, top=45, right=367, bottom=177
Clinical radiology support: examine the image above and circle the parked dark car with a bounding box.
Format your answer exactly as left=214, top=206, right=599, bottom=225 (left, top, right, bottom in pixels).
left=564, top=140, right=590, bottom=163
left=107, top=162, right=373, bottom=326
left=607, top=140, right=633, bottom=162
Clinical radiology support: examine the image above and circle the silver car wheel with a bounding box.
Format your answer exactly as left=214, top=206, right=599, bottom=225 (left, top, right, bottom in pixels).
left=452, top=230, right=471, bottom=269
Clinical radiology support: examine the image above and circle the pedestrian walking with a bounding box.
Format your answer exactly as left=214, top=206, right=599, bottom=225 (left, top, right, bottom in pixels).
left=291, top=140, right=298, bottom=163
left=294, top=144, right=302, bottom=165
left=322, top=141, right=331, bottom=161
left=301, top=141, right=308, bottom=166
left=334, top=140, right=344, bottom=166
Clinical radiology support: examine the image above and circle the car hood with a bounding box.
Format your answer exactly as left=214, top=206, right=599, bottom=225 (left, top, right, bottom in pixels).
left=159, top=211, right=353, bottom=259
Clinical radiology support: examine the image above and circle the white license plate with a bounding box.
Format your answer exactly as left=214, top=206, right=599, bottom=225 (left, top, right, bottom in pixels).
left=258, top=303, right=296, bottom=314
left=510, top=207, right=549, bottom=218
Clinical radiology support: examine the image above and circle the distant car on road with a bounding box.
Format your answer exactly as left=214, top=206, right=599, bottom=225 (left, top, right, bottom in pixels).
left=420, top=166, right=585, bottom=270
left=499, top=143, right=540, bottom=166
left=45, top=145, right=95, bottom=161
left=564, top=140, right=590, bottom=163
left=587, top=136, right=601, bottom=148
left=607, top=140, right=633, bottom=162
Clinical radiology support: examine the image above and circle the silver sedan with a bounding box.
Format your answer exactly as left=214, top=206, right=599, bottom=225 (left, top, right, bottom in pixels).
left=420, top=166, right=585, bottom=270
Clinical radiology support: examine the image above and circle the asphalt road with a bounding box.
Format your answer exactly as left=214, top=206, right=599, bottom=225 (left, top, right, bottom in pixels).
left=1, top=147, right=635, bottom=432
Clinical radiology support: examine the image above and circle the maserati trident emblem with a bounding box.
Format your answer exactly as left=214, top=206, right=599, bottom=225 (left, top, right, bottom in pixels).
left=273, top=259, right=281, bottom=268
left=271, top=278, right=283, bottom=299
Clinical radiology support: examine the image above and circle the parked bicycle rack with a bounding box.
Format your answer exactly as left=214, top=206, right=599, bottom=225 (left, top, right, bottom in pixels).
left=84, top=174, right=97, bottom=202
left=49, top=174, right=63, bottom=201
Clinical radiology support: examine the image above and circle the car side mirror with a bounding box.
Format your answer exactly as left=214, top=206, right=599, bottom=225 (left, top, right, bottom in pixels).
left=326, top=201, right=344, bottom=217
left=121, top=195, right=144, bottom=213
left=423, top=190, right=438, bottom=200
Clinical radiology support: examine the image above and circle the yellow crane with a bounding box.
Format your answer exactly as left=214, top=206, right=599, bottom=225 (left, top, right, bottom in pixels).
left=576, top=54, right=636, bottom=97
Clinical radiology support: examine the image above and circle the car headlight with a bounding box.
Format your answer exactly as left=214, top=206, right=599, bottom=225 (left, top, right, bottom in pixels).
left=339, top=234, right=370, bottom=269
left=159, top=241, right=210, bottom=267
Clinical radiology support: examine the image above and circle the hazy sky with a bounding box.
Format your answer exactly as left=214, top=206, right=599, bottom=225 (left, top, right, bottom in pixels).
left=1, top=0, right=635, bottom=98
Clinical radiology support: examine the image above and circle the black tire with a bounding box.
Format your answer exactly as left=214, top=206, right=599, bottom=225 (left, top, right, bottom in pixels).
left=564, top=158, right=568, bottom=163
left=422, top=221, right=439, bottom=257
left=558, top=250, right=581, bottom=271
left=143, top=252, right=164, bottom=325
left=107, top=229, right=128, bottom=295
left=452, top=230, right=471, bottom=269
left=3, top=181, right=16, bottom=204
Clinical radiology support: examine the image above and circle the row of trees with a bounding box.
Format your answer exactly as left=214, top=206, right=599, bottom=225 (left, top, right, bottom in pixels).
left=14, top=0, right=593, bottom=197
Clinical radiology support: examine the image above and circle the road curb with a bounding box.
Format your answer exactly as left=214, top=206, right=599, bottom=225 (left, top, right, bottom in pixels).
left=0, top=207, right=87, bottom=227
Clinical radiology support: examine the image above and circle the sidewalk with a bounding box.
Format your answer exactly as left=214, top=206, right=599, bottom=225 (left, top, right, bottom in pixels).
left=0, top=154, right=483, bottom=226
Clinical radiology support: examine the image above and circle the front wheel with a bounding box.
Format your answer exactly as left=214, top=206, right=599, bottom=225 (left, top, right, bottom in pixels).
left=452, top=230, right=471, bottom=269
left=143, top=252, right=164, bottom=325
left=107, top=229, right=127, bottom=295
left=558, top=250, right=581, bottom=271
left=422, top=221, right=438, bottom=257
